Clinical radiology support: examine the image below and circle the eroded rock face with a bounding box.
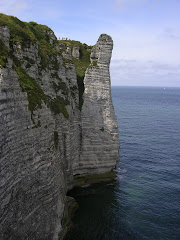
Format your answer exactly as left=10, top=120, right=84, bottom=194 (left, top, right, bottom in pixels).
left=62, top=44, right=72, bottom=60
left=72, top=46, right=80, bottom=59
left=0, top=22, right=119, bottom=240
left=0, top=26, right=9, bottom=48
left=73, top=34, right=120, bottom=175
left=0, top=26, right=80, bottom=240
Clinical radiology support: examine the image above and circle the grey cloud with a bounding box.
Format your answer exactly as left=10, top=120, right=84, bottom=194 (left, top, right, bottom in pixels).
left=110, top=59, right=180, bottom=87
left=161, top=28, right=180, bottom=40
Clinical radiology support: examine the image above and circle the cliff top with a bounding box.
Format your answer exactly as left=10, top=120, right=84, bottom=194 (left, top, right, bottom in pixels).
left=0, top=13, right=93, bottom=70
left=0, top=13, right=54, bottom=44
left=0, top=13, right=113, bottom=113
left=58, top=39, right=92, bottom=79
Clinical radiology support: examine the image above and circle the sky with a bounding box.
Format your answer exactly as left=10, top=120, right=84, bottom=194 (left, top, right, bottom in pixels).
left=0, top=0, right=180, bottom=87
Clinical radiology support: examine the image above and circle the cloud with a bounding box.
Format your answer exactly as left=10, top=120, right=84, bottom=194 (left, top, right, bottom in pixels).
left=110, top=24, right=180, bottom=65
left=0, top=0, right=28, bottom=14
left=115, top=0, right=148, bottom=10
left=162, top=28, right=180, bottom=40
left=110, top=59, right=180, bottom=87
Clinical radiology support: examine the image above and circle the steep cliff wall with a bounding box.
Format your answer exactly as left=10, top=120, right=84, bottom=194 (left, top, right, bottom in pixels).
left=73, top=34, right=120, bottom=175
left=0, top=14, right=120, bottom=240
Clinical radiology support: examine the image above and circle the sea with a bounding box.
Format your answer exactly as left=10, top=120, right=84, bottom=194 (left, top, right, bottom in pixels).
left=68, top=87, right=180, bottom=240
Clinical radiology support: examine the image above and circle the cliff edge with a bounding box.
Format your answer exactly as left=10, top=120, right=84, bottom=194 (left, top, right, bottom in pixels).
left=0, top=14, right=120, bottom=240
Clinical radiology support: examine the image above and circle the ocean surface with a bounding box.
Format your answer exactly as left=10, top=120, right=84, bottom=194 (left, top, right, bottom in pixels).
left=68, top=87, right=180, bottom=240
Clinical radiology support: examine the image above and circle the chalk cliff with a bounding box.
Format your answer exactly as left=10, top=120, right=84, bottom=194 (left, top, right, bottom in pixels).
left=0, top=14, right=120, bottom=240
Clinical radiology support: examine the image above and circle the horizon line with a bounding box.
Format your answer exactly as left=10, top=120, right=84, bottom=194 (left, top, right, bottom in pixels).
left=111, top=85, right=180, bottom=88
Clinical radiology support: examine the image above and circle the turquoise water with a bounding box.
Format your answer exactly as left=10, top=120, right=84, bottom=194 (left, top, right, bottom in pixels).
left=68, top=87, right=180, bottom=240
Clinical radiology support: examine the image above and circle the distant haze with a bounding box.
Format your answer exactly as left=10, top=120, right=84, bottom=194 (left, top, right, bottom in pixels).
left=1, top=0, right=180, bottom=87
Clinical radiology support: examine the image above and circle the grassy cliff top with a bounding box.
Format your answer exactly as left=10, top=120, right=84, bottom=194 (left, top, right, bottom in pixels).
left=58, top=39, right=92, bottom=79
left=0, top=14, right=70, bottom=118
left=0, top=13, right=53, bottom=46
left=0, top=14, right=93, bottom=112
left=0, top=13, right=93, bottom=73
left=0, top=13, right=60, bottom=69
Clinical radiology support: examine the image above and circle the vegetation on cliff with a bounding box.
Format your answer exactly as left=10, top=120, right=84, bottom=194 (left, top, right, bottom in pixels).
left=0, top=13, right=58, bottom=69
left=0, top=38, right=9, bottom=67
left=59, top=39, right=92, bottom=110
left=0, top=13, right=70, bottom=119
left=0, top=13, right=93, bottom=117
left=14, top=57, right=69, bottom=119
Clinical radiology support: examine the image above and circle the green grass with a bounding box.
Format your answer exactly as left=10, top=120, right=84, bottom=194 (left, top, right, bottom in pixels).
left=0, top=14, right=35, bottom=48
left=49, top=96, right=69, bottom=118
left=51, top=79, right=68, bottom=96
left=0, top=13, right=58, bottom=69
left=0, top=38, right=9, bottom=67
left=58, top=39, right=92, bottom=110
left=13, top=55, right=69, bottom=119
left=12, top=57, right=47, bottom=114
left=62, top=57, right=73, bottom=64
left=0, top=14, right=70, bottom=119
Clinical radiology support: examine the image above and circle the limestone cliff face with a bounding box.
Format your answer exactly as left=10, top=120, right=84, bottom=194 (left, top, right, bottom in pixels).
left=73, top=34, right=120, bottom=175
left=0, top=15, right=119, bottom=240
